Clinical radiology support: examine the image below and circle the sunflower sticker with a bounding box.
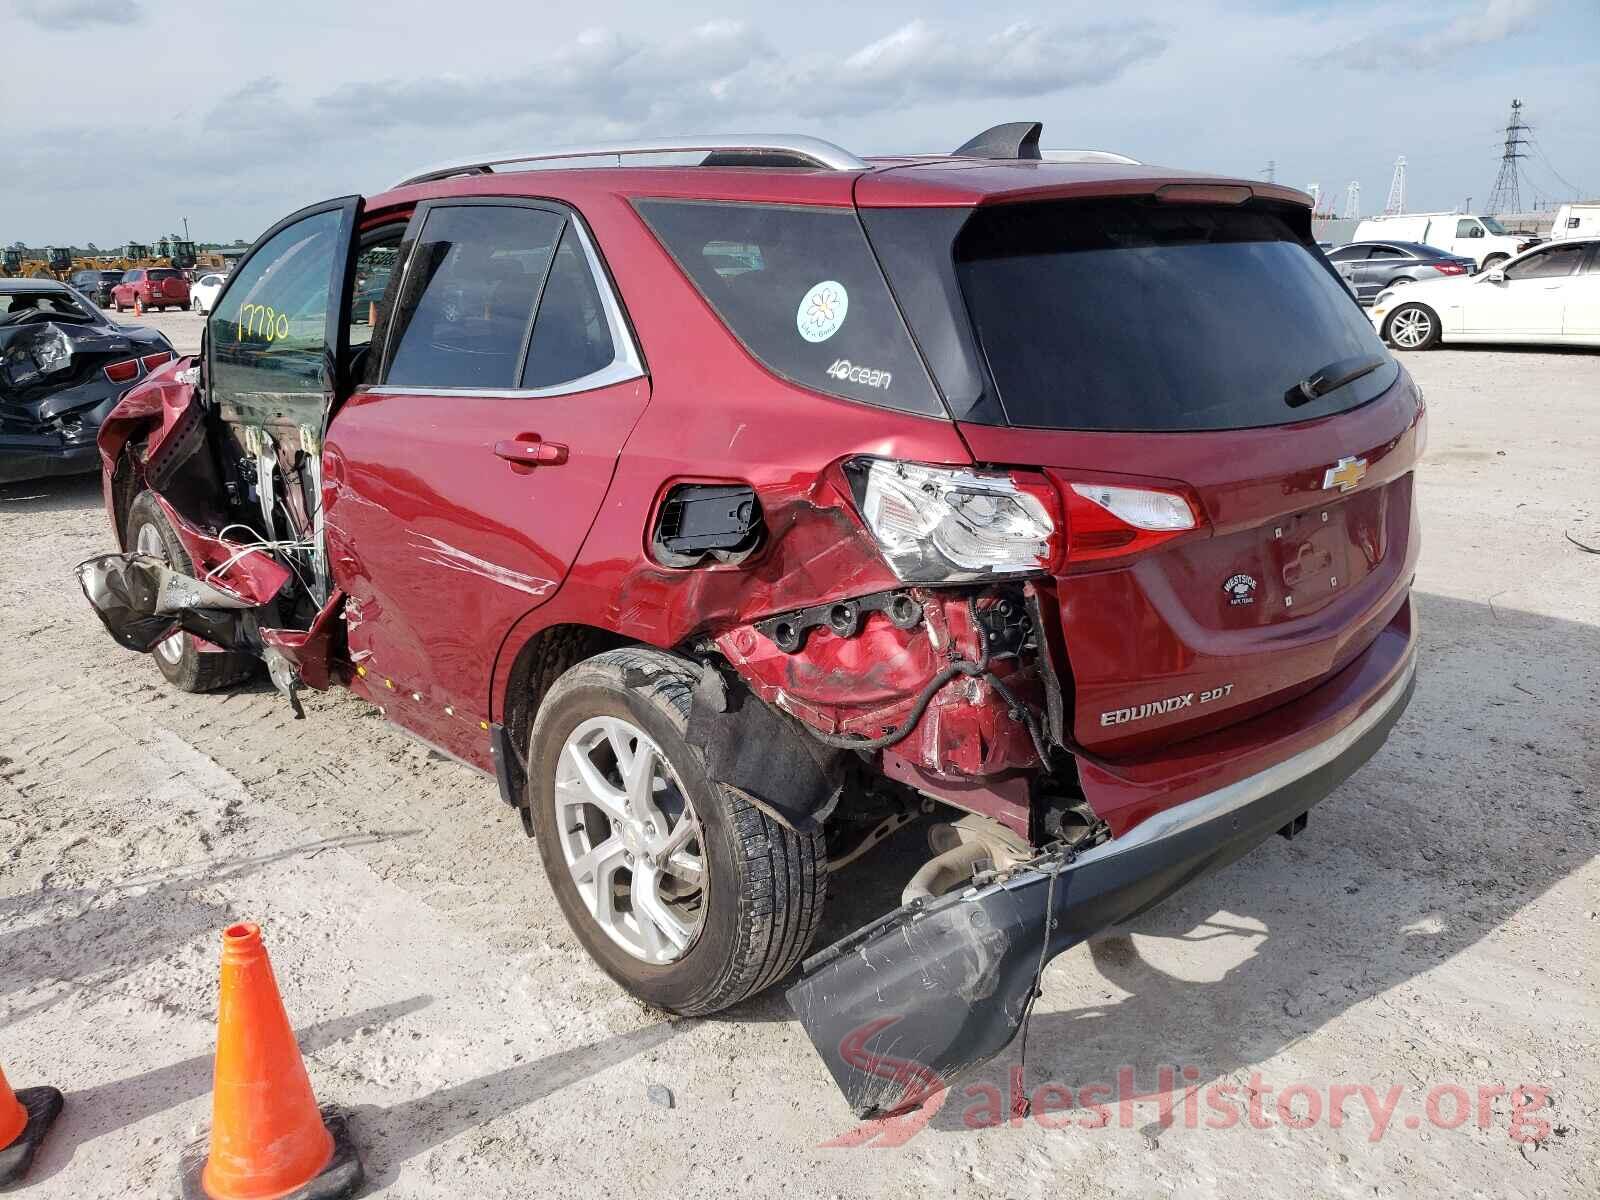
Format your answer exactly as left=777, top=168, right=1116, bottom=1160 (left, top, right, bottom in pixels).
left=796, top=280, right=849, bottom=343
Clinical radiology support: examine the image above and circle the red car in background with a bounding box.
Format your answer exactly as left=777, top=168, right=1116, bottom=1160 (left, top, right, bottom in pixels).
left=110, top=267, right=190, bottom=312
left=78, top=123, right=1420, bottom=1115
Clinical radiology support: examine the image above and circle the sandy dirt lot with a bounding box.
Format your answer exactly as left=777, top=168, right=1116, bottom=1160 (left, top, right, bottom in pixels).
left=2, top=329, right=1596, bottom=1198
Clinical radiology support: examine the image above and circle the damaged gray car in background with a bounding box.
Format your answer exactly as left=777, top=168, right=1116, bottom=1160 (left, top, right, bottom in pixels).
left=1, top=279, right=174, bottom=484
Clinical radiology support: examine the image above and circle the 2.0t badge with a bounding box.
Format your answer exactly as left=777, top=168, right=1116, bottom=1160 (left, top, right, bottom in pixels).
left=1223, top=573, right=1257, bottom=606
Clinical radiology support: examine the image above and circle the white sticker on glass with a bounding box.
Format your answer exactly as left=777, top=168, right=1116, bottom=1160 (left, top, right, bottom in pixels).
left=796, top=280, right=849, bottom=343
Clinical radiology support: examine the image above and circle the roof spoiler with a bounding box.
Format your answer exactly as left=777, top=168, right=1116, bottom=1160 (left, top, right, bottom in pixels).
left=952, top=121, right=1043, bottom=160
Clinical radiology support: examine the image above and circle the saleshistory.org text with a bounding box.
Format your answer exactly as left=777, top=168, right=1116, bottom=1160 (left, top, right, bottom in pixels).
left=821, top=1019, right=1553, bottom=1149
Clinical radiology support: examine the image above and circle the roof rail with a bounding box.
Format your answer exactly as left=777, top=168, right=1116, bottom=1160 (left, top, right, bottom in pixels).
left=1041, top=149, right=1142, bottom=165
left=392, top=135, right=868, bottom=189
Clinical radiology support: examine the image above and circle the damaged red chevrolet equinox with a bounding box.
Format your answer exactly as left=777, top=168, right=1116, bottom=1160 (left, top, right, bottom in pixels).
left=79, top=123, right=1420, bottom=1115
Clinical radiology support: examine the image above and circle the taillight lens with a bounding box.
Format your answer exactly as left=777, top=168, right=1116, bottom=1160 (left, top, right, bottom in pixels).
left=1063, top=482, right=1200, bottom=563
left=1435, top=263, right=1467, bottom=275
left=104, top=358, right=139, bottom=383
left=140, top=351, right=172, bottom=370
left=847, top=458, right=1059, bottom=582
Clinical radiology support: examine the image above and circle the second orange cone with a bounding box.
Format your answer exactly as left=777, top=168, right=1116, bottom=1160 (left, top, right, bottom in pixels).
left=182, top=922, right=362, bottom=1200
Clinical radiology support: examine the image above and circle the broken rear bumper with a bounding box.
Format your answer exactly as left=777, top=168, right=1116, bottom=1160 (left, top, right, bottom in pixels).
left=787, top=637, right=1417, bottom=1117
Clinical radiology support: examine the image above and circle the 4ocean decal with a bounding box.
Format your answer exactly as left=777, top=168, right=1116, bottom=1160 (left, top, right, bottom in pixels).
left=826, top=359, right=893, bottom=390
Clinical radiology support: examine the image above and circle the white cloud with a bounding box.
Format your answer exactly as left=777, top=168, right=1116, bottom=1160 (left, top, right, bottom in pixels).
left=1338, top=0, right=1544, bottom=70
left=296, top=19, right=1165, bottom=134
left=16, top=0, right=142, bottom=31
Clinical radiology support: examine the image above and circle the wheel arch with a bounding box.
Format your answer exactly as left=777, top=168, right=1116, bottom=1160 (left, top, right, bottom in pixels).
left=494, top=621, right=640, bottom=810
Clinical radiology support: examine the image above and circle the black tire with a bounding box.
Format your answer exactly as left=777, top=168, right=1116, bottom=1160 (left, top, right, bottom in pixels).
left=529, top=647, right=826, bottom=1016
left=1383, top=301, right=1441, bottom=351
left=124, top=491, right=258, bottom=692
left=1481, top=254, right=1509, bottom=271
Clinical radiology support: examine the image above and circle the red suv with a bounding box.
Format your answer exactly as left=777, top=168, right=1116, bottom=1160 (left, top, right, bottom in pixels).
left=79, top=124, right=1420, bottom=1115
left=111, top=267, right=190, bottom=312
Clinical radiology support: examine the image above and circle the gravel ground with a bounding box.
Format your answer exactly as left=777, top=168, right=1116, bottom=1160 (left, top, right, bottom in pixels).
left=1, top=333, right=1596, bottom=1199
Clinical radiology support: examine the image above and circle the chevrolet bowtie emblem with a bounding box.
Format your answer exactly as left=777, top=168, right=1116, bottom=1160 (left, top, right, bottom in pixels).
left=1322, top=456, right=1368, bottom=492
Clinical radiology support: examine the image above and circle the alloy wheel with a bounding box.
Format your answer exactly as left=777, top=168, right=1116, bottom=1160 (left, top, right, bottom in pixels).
left=1389, top=307, right=1432, bottom=349
left=554, top=716, right=706, bottom=964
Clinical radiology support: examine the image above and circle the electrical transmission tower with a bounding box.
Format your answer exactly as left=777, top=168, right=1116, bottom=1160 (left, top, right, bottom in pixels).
left=1262, top=160, right=1276, bottom=183
left=1485, top=98, right=1529, bottom=215
left=1383, top=157, right=1407, bottom=214
left=1344, top=181, right=1361, bottom=219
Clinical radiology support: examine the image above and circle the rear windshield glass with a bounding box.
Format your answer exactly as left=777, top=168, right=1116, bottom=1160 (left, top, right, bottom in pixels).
left=634, top=199, right=941, bottom=415
left=955, top=202, right=1398, bottom=431
left=0, top=288, right=97, bottom=324
left=148, top=268, right=179, bottom=281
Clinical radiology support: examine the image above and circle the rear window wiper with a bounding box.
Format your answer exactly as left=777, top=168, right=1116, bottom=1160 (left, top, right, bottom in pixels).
left=1286, top=354, right=1387, bottom=408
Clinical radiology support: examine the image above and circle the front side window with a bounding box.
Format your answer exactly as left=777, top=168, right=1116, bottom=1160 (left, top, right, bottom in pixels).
left=1457, top=219, right=1480, bottom=238
left=1504, top=243, right=1589, bottom=280
left=634, top=198, right=939, bottom=414
left=210, top=207, right=345, bottom=425
left=384, top=205, right=564, bottom=389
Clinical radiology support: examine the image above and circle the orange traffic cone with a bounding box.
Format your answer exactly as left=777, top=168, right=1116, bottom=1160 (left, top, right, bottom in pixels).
left=180, top=923, right=361, bottom=1200
left=0, top=1061, right=64, bottom=1187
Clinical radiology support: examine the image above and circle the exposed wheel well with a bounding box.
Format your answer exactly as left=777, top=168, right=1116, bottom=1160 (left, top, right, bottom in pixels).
left=498, top=622, right=635, bottom=804
left=110, top=448, right=143, bottom=551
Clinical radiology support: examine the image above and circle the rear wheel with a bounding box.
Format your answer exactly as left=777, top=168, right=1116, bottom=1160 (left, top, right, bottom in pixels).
left=125, top=491, right=258, bottom=692
left=1385, top=302, right=1441, bottom=350
left=529, top=647, right=825, bottom=1015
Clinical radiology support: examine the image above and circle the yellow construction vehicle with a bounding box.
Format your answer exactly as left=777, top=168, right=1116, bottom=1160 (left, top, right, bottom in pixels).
left=1, top=238, right=199, bottom=279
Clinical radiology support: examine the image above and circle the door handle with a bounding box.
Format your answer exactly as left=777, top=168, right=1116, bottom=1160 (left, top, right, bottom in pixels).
left=492, top=436, right=568, bottom=466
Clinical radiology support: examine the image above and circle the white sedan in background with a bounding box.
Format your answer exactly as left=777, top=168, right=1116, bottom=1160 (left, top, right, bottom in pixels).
left=1372, top=237, right=1600, bottom=350
left=189, top=272, right=228, bottom=315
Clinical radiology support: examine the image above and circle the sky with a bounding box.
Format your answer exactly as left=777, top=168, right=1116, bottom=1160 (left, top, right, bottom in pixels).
left=2, top=0, right=1596, bottom=246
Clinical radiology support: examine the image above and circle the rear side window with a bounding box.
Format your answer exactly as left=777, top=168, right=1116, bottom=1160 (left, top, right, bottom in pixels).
left=634, top=199, right=940, bottom=415
left=954, top=202, right=1397, bottom=431
left=520, top=225, right=615, bottom=388
left=385, top=205, right=564, bottom=389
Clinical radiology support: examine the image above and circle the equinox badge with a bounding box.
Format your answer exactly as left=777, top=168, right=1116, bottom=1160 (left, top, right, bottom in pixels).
left=1322, top=456, right=1368, bottom=492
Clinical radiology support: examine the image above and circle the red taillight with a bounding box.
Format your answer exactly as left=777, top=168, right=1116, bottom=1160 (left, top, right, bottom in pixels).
left=141, top=351, right=172, bottom=370
left=1435, top=263, right=1467, bottom=275
left=1062, top=481, right=1203, bottom=565
left=104, top=359, right=139, bottom=383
